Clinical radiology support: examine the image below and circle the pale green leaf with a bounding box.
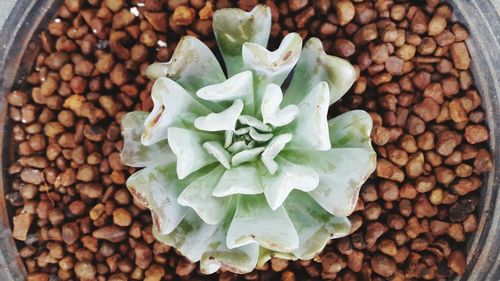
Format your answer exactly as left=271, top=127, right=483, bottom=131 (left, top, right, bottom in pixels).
left=196, top=71, right=254, bottom=114
left=284, top=38, right=356, bottom=106
left=177, top=166, right=230, bottom=225
left=146, top=36, right=225, bottom=92
left=257, top=247, right=296, bottom=267
left=284, top=191, right=351, bottom=260
left=261, top=157, right=319, bottom=210
left=213, top=5, right=271, bottom=76
left=242, top=32, right=302, bottom=108
left=286, top=82, right=331, bottom=151
left=248, top=127, right=273, bottom=142
left=212, top=164, right=264, bottom=197
left=127, top=163, right=189, bottom=234
left=227, top=195, right=299, bottom=253
left=227, top=140, right=248, bottom=154
left=167, top=127, right=220, bottom=179
left=194, top=99, right=244, bottom=132
left=238, top=115, right=271, bottom=132
left=282, top=148, right=376, bottom=216
left=153, top=211, right=217, bottom=262
left=231, top=147, right=265, bottom=166
left=142, top=77, right=210, bottom=145
left=120, top=111, right=175, bottom=167
left=224, top=130, right=234, bottom=148
left=261, top=84, right=298, bottom=127
left=202, top=141, right=231, bottom=169
left=329, top=110, right=373, bottom=149
left=200, top=201, right=259, bottom=274
left=261, top=133, right=292, bottom=174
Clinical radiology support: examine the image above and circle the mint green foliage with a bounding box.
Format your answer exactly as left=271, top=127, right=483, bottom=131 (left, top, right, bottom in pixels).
left=121, top=5, right=376, bottom=274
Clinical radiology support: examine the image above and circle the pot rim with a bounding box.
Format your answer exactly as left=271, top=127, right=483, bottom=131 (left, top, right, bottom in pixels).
left=0, top=1, right=498, bottom=280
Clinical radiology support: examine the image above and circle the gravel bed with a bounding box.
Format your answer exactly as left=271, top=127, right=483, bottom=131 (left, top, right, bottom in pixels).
left=4, top=0, right=494, bottom=280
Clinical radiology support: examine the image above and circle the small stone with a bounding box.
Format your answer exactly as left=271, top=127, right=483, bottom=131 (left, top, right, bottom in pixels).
left=93, top=225, right=127, bottom=242
left=413, top=98, right=440, bottom=122
left=385, top=56, right=404, bottom=76
left=144, top=12, right=167, bottom=32
left=448, top=250, right=466, bottom=275
left=428, top=15, right=447, bottom=36
left=410, top=10, right=428, bottom=34
left=333, top=39, right=356, bottom=58
left=376, top=159, right=404, bottom=182
left=78, top=183, right=103, bottom=199
left=371, top=254, right=396, bottom=277
left=271, top=257, right=289, bottom=272
left=288, top=0, right=307, bottom=12
left=353, top=23, right=378, bottom=46
left=89, top=203, right=106, bottom=221
left=295, top=7, right=315, bottom=29
left=335, top=0, right=355, bottom=26
left=62, top=222, right=80, bottom=245
left=144, top=264, right=165, bottom=281
left=450, top=42, right=470, bottom=70
left=13, top=213, right=33, bottom=241
left=464, top=125, right=489, bottom=144
left=27, top=273, right=49, bottom=281
left=365, top=222, right=387, bottom=245
left=172, top=5, right=195, bottom=26
left=75, top=261, right=96, bottom=279
left=176, top=258, right=196, bottom=277
left=105, top=0, right=125, bottom=12
left=113, top=208, right=132, bottom=227
left=321, top=252, right=346, bottom=278
left=20, top=168, right=43, bottom=185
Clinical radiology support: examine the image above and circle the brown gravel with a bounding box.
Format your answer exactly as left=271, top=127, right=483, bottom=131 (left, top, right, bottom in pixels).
left=5, top=0, right=492, bottom=280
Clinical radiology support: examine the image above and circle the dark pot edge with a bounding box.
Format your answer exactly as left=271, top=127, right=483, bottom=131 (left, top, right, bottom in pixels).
left=0, top=1, right=62, bottom=280
left=449, top=1, right=500, bottom=281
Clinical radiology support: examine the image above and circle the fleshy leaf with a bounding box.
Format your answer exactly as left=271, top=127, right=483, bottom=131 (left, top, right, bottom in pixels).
left=238, top=115, right=272, bottom=132
left=286, top=82, right=331, bottom=151
left=224, top=130, right=233, bottom=148
left=120, top=111, right=175, bottom=167
left=257, top=247, right=296, bottom=267
left=213, top=5, right=272, bottom=76
left=284, top=191, right=351, bottom=259
left=202, top=237, right=259, bottom=274
left=243, top=33, right=302, bottom=108
left=227, top=195, right=299, bottom=253
left=127, top=163, right=189, bottom=234
left=249, top=127, right=273, bottom=142
left=194, top=99, right=244, bottom=132
left=261, top=133, right=293, bottom=175
left=200, top=201, right=259, bottom=274
left=261, top=84, right=298, bottom=127
left=202, top=141, right=231, bottom=169
left=168, top=127, right=220, bottom=179
left=142, top=77, right=210, bottom=145
left=197, top=71, right=254, bottom=114
left=146, top=36, right=225, bottom=92
left=212, top=164, right=264, bottom=197
left=261, top=157, right=319, bottom=210
left=153, top=211, right=217, bottom=261
left=228, top=141, right=248, bottom=154
left=231, top=147, right=265, bottom=166
left=177, top=166, right=230, bottom=225
left=329, top=110, right=373, bottom=149
left=283, top=148, right=376, bottom=216
left=284, top=38, right=356, bottom=106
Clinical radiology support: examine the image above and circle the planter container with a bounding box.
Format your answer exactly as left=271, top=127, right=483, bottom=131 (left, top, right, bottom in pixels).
left=0, top=1, right=498, bottom=280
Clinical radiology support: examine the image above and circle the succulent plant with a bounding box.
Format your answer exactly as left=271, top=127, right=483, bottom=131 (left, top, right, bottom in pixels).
left=121, top=5, right=376, bottom=274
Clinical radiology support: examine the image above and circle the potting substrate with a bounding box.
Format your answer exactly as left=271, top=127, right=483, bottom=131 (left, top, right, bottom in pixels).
left=3, top=0, right=494, bottom=280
